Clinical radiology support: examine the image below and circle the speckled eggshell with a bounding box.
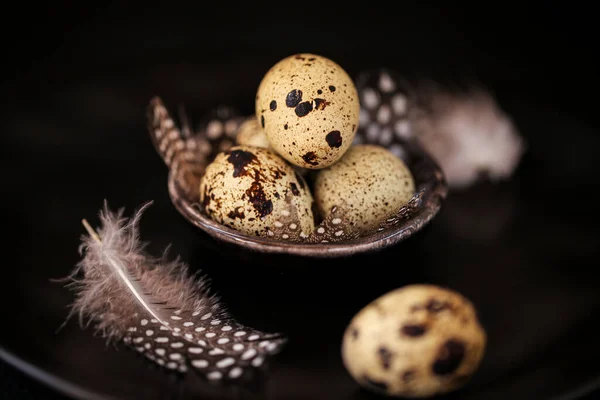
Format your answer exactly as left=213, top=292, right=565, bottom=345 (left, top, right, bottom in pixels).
left=199, top=145, right=314, bottom=237
left=235, top=117, right=271, bottom=149
left=342, top=284, right=487, bottom=398
left=255, top=53, right=360, bottom=169
left=313, top=144, right=415, bottom=233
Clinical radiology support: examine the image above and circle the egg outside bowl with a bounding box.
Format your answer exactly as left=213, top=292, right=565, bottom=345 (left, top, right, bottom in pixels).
left=149, top=95, right=447, bottom=258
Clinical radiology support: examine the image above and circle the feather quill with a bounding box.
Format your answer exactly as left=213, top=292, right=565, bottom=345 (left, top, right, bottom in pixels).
left=65, top=201, right=286, bottom=381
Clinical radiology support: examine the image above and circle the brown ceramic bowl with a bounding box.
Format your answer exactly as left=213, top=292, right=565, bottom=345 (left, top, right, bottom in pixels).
left=148, top=72, right=447, bottom=258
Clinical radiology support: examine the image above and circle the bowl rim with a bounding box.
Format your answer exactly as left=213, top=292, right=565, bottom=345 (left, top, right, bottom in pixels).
left=167, top=142, right=448, bottom=258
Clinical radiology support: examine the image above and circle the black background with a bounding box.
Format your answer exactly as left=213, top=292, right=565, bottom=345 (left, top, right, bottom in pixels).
left=4, top=3, right=600, bottom=119
left=2, top=2, right=600, bottom=400
left=3, top=3, right=600, bottom=183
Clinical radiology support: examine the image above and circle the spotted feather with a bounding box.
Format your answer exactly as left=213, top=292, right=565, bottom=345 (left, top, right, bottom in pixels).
left=148, top=98, right=209, bottom=202
left=263, top=192, right=306, bottom=242
left=307, top=205, right=361, bottom=243
left=354, top=69, right=415, bottom=146
left=366, top=189, right=425, bottom=235
left=355, top=69, right=525, bottom=189
left=194, top=105, right=247, bottom=162
left=64, top=202, right=286, bottom=382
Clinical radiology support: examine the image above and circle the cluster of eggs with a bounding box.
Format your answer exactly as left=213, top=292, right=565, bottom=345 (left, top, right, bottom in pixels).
left=199, top=53, right=415, bottom=238
left=197, top=54, right=487, bottom=397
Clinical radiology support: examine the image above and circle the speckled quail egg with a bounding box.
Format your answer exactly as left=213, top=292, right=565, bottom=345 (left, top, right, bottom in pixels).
left=199, top=145, right=315, bottom=237
left=342, top=284, right=487, bottom=398
left=255, top=53, right=360, bottom=169
left=235, top=117, right=271, bottom=149
left=313, top=144, right=415, bottom=233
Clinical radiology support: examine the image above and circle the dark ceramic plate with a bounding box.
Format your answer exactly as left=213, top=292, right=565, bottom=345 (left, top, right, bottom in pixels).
left=3, top=8, right=600, bottom=398
left=3, top=70, right=600, bottom=399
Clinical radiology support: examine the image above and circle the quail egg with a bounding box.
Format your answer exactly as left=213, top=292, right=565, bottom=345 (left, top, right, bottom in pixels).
left=313, top=144, right=415, bottom=233
left=236, top=117, right=270, bottom=149
left=199, top=145, right=315, bottom=237
left=342, top=284, right=487, bottom=398
left=255, top=53, right=360, bottom=169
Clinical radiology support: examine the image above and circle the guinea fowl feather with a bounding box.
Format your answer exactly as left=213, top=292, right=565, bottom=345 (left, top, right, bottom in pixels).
left=65, top=201, right=286, bottom=381
left=354, top=69, right=525, bottom=189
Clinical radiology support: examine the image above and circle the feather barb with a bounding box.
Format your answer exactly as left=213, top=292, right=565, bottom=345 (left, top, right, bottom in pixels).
left=64, top=202, right=286, bottom=381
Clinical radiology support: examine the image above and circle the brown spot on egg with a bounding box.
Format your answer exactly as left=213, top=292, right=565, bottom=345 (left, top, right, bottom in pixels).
left=294, top=172, right=306, bottom=189
left=313, top=98, right=329, bottom=110
left=269, top=100, right=277, bottom=111
left=363, top=376, right=388, bottom=392
left=329, top=85, right=336, bottom=92
left=302, top=152, right=319, bottom=166
left=227, top=208, right=245, bottom=220
left=372, top=301, right=386, bottom=315
left=290, top=182, right=300, bottom=196
left=226, top=149, right=257, bottom=177
left=270, top=168, right=285, bottom=180
left=351, top=328, right=359, bottom=340
left=260, top=115, right=265, bottom=128
left=286, top=89, right=303, bottom=107
left=295, top=101, right=313, bottom=117
left=378, top=347, right=393, bottom=370
left=432, top=339, right=466, bottom=375
left=402, top=369, right=416, bottom=383
left=284, top=123, right=288, bottom=130
left=426, top=299, right=454, bottom=313
left=245, top=181, right=273, bottom=219
left=317, top=89, right=323, bottom=94
left=401, top=324, right=427, bottom=337
left=202, top=186, right=211, bottom=208
left=325, top=130, right=343, bottom=148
